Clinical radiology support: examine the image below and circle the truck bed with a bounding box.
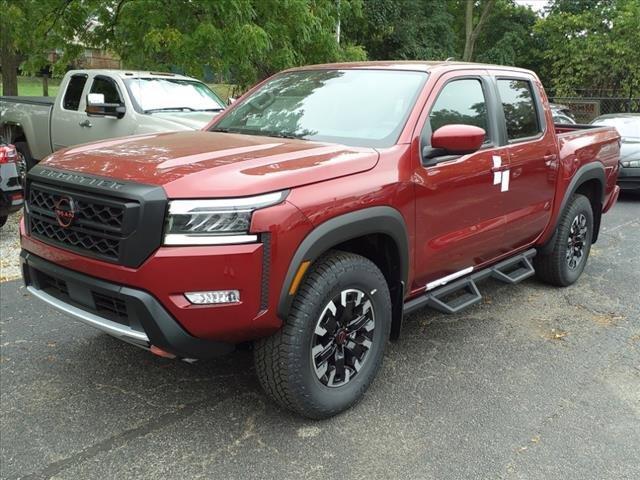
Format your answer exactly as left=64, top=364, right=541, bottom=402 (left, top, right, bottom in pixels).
left=0, top=96, right=55, bottom=106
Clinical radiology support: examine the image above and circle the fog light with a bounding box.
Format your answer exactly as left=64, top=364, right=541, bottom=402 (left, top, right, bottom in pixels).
left=184, top=290, right=240, bottom=304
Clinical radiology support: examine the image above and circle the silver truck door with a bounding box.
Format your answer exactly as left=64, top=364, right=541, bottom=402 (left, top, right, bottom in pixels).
left=50, top=73, right=90, bottom=150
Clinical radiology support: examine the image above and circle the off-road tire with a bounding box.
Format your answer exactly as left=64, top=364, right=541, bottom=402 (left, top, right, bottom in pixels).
left=534, top=194, right=593, bottom=286
left=254, top=250, right=391, bottom=419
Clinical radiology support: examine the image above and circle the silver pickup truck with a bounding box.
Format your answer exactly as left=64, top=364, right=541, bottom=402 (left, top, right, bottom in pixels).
left=0, top=70, right=225, bottom=168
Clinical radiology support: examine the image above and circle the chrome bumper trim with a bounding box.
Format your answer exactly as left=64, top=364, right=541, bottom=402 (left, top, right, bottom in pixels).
left=26, top=286, right=150, bottom=344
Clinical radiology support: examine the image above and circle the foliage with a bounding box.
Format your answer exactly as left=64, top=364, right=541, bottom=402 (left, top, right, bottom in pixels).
left=535, top=0, right=640, bottom=97
left=0, top=0, right=95, bottom=76
left=91, top=0, right=366, bottom=88
left=342, top=0, right=456, bottom=61
left=2, top=0, right=639, bottom=99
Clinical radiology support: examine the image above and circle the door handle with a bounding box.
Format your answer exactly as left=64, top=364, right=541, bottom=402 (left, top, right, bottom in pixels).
left=79, top=120, right=92, bottom=128
left=491, top=165, right=509, bottom=172
left=543, top=153, right=557, bottom=162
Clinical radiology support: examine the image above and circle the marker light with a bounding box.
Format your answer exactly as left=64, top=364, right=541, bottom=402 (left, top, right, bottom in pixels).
left=184, top=290, right=240, bottom=304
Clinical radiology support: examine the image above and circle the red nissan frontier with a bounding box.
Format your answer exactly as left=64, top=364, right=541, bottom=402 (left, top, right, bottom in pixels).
left=20, top=62, right=621, bottom=418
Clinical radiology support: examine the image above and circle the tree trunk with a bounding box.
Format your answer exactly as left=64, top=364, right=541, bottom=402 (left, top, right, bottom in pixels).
left=335, top=0, right=341, bottom=44
left=42, top=73, right=49, bottom=96
left=1, top=29, right=19, bottom=96
left=462, top=0, right=474, bottom=62
left=462, top=0, right=495, bottom=62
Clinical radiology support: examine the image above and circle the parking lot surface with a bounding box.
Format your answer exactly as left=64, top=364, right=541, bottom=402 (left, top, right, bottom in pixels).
left=1, top=194, right=638, bottom=480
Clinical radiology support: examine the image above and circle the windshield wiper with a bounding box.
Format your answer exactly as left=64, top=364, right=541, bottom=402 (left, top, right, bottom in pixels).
left=210, top=127, right=302, bottom=139
left=195, top=107, right=225, bottom=112
left=144, top=107, right=196, bottom=113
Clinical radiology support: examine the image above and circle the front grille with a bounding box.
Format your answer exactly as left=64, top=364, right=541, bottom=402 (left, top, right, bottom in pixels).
left=25, top=167, right=167, bottom=268
left=27, top=182, right=135, bottom=263
left=30, top=188, right=124, bottom=229
left=31, top=216, right=120, bottom=259
left=93, top=292, right=128, bottom=320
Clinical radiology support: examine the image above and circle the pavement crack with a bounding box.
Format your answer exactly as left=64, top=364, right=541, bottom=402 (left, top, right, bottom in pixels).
left=17, top=395, right=235, bottom=480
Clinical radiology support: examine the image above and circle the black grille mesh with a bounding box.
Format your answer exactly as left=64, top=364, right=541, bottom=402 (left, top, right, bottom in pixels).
left=29, top=188, right=124, bottom=228
left=30, top=217, right=120, bottom=259
left=27, top=184, right=129, bottom=261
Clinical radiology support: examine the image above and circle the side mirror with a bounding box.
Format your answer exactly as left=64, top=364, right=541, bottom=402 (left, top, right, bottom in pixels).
left=423, top=124, right=486, bottom=160
left=86, top=93, right=126, bottom=119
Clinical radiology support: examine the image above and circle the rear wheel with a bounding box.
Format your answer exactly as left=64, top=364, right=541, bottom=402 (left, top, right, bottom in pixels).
left=254, top=250, right=391, bottom=419
left=14, top=141, right=37, bottom=171
left=534, top=194, right=593, bottom=286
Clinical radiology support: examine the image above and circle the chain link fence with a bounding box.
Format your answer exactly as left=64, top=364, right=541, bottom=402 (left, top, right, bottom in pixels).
left=550, top=94, right=639, bottom=123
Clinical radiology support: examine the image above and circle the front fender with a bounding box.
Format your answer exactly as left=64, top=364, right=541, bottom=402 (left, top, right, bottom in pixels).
left=277, top=206, right=409, bottom=319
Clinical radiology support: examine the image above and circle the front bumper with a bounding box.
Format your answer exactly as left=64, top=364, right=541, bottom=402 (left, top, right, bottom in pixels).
left=618, top=166, right=640, bottom=191
left=21, top=251, right=235, bottom=358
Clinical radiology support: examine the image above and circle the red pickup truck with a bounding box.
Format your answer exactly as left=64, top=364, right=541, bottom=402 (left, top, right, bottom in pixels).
left=20, top=61, right=620, bottom=418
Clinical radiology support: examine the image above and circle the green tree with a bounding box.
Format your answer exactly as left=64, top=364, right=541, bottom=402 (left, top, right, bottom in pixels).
left=1, top=0, right=94, bottom=95
left=342, top=0, right=457, bottom=61
left=92, top=0, right=365, bottom=89
left=535, top=0, right=640, bottom=97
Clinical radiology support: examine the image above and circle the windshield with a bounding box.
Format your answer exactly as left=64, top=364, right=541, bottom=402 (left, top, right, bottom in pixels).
left=125, top=78, right=225, bottom=112
left=211, top=69, right=428, bottom=147
left=592, top=116, right=640, bottom=141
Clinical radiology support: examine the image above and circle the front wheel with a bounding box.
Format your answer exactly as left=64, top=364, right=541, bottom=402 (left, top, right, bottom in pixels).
left=534, top=194, right=593, bottom=286
left=254, top=250, right=391, bottom=419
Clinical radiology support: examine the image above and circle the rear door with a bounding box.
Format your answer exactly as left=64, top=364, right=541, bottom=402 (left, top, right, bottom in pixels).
left=492, top=74, right=558, bottom=250
left=412, top=71, right=511, bottom=290
left=50, top=73, right=89, bottom=150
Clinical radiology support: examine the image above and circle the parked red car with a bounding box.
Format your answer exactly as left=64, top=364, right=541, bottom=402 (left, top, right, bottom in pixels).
left=0, top=140, right=25, bottom=227
left=20, top=61, right=620, bottom=418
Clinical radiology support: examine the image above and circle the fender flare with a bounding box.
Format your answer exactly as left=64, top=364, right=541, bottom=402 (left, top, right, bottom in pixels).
left=277, top=206, right=409, bottom=319
left=542, top=162, right=606, bottom=252
left=558, top=162, right=605, bottom=215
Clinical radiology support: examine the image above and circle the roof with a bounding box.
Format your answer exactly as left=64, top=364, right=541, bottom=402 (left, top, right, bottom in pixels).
left=65, top=69, right=199, bottom=81
left=287, top=60, right=536, bottom=76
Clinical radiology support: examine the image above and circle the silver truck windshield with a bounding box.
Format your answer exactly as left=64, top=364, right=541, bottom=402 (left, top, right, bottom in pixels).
left=125, top=78, right=225, bottom=113
left=211, top=69, right=428, bottom=148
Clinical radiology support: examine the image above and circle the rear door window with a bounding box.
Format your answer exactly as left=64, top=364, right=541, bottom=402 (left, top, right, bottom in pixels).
left=63, top=74, right=88, bottom=110
left=497, top=79, right=541, bottom=140
left=89, top=76, right=122, bottom=104
left=429, top=78, right=490, bottom=139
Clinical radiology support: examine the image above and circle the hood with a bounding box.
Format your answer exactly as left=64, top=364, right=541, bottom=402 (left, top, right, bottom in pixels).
left=42, top=131, right=379, bottom=198
left=146, top=111, right=220, bottom=130
left=620, top=140, right=640, bottom=161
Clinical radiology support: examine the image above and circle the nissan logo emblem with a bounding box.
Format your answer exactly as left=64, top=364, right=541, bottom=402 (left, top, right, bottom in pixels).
left=54, top=196, right=78, bottom=228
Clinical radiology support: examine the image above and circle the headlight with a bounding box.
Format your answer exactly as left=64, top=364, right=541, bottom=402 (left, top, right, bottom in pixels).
left=164, top=190, right=288, bottom=245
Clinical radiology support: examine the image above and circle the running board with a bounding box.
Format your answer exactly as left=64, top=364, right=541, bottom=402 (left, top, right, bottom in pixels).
left=404, top=249, right=536, bottom=315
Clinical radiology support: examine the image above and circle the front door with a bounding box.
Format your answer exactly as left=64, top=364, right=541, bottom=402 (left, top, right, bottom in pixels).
left=412, top=73, right=511, bottom=291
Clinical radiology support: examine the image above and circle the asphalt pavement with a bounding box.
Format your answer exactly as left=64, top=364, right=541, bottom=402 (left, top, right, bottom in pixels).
left=1, top=193, right=638, bottom=480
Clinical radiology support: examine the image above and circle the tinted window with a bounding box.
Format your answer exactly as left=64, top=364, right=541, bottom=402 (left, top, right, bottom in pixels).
left=63, top=75, right=88, bottom=110
left=213, top=69, right=428, bottom=148
left=90, top=77, right=122, bottom=104
left=497, top=79, right=540, bottom=140
left=429, top=79, right=489, bottom=137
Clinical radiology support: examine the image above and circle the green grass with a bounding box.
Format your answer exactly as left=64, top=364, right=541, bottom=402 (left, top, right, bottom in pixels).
left=1, top=76, right=234, bottom=101
left=0, top=76, right=61, bottom=97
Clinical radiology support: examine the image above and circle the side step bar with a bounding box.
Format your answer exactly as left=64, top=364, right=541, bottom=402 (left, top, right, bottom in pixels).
left=404, top=249, right=536, bottom=315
